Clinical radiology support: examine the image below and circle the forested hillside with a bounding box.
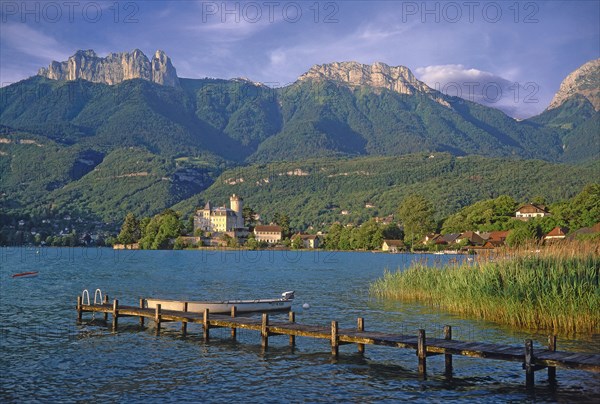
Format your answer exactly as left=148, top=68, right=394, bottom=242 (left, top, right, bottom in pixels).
left=174, top=153, right=599, bottom=229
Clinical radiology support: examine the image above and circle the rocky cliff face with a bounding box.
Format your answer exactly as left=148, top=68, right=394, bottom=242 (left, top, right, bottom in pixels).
left=38, top=49, right=180, bottom=87
left=548, top=58, right=600, bottom=111
left=298, top=61, right=435, bottom=96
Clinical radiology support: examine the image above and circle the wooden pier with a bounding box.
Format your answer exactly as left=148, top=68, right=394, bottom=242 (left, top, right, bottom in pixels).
left=77, top=296, right=600, bottom=388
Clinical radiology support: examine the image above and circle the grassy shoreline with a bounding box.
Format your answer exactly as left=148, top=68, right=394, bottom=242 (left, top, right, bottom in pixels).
left=369, top=243, right=600, bottom=334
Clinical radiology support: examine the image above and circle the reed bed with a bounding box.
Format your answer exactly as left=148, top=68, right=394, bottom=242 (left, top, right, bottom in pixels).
left=370, top=242, right=600, bottom=334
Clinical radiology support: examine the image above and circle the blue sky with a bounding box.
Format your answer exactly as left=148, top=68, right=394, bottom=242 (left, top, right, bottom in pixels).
left=1, top=0, right=598, bottom=118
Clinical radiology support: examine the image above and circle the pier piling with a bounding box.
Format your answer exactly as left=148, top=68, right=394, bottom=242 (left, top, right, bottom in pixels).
left=154, top=304, right=161, bottom=333
left=77, top=296, right=82, bottom=322
left=444, top=325, right=453, bottom=375
left=182, top=302, right=188, bottom=336
left=525, top=339, right=535, bottom=388
left=231, top=306, right=237, bottom=339
left=103, top=295, right=109, bottom=321
left=331, top=321, right=339, bottom=357
left=139, top=298, right=145, bottom=327
left=548, top=335, right=557, bottom=382
left=357, top=317, right=365, bottom=354
left=261, top=313, right=269, bottom=349
left=112, top=299, right=119, bottom=331
left=203, top=309, right=210, bottom=341
left=289, top=311, right=295, bottom=346
left=418, top=329, right=426, bottom=378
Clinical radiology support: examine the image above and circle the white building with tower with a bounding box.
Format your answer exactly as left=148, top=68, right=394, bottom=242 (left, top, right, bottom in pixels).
left=194, top=194, right=245, bottom=233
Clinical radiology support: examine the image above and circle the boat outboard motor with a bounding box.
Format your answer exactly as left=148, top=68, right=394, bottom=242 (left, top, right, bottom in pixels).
left=282, top=291, right=295, bottom=300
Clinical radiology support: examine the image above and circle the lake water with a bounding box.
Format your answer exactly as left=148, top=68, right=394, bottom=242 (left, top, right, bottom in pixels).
left=1, top=247, right=599, bottom=403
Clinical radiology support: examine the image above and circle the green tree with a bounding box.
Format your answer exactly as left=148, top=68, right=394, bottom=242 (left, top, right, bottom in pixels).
left=117, top=212, right=141, bottom=245
left=273, top=212, right=291, bottom=237
left=324, top=223, right=343, bottom=250
left=397, top=194, right=436, bottom=248
left=567, top=184, right=600, bottom=229
left=442, top=195, right=516, bottom=233
left=353, top=219, right=384, bottom=250
left=173, top=236, right=186, bottom=250
left=505, top=222, right=540, bottom=247
left=242, top=206, right=257, bottom=227
left=245, top=233, right=259, bottom=250
left=291, top=234, right=304, bottom=249
left=139, top=210, right=184, bottom=250
left=382, top=223, right=403, bottom=240
left=338, top=226, right=355, bottom=250
left=185, top=216, right=195, bottom=235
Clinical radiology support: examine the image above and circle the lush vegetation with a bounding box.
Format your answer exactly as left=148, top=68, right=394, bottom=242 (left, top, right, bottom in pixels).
left=176, top=154, right=599, bottom=230
left=370, top=242, right=600, bottom=334
left=324, top=220, right=403, bottom=250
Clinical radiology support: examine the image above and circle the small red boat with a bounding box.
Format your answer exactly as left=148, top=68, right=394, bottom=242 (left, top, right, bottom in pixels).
left=12, top=271, right=39, bottom=278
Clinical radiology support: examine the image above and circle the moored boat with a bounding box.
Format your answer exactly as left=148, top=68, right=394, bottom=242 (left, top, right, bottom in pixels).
left=146, top=291, right=295, bottom=314
left=12, top=271, right=39, bottom=278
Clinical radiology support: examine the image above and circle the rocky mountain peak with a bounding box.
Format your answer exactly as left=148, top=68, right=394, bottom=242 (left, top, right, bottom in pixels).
left=548, top=58, right=600, bottom=111
left=298, top=61, right=434, bottom=96
left=38, top=49, right=180, bottom=87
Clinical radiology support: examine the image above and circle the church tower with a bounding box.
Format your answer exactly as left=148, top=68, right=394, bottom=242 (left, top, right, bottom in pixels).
left=230, top=194, right=244, bottom=228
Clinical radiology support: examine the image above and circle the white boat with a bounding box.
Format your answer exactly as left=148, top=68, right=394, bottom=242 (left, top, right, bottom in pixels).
left=146, top=291, right=295, bottom=314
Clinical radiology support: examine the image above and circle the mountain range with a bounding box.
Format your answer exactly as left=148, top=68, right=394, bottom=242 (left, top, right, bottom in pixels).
left=0, top=50, right=598, bottom=226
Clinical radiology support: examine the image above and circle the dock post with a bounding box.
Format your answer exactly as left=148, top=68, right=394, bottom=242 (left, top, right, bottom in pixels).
left=548, top=335, right=557, bottom=382
left=155, top=304, right=162, bottom=334
left=418, top=329, right=427, bottom=378
left=331, top=321, right=339, bottom=358
left=182, top=302, right=188, bottom=336
left=103, top=295, right=109, bottom=321
left=357, top=317, right=365, bottom=354
left=112, top=299, right=119, bottom=331
left=231, top=306, right=237, bottom=339
left=444, top=325, right=453, bottom=375
left=139, top=298, right=145, bottom=327
left=203, top=308, right=210, bottom=341
left=261, top=313, right=269, bottom=349
left=77, top=296, right=82, bottom=322
left=289, top=311, right=296, bottom=346
left=525, top=339, right=535, bottom=388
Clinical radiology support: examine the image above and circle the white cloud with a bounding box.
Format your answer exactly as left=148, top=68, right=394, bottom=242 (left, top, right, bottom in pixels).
left=415, top=64, right=543, bottom=119
left=1, top=23, right=70, bottom=62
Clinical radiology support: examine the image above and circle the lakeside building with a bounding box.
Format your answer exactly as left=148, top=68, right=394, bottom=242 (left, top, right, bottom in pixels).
left=292, top=233, right=322, bottom=249
left=515, top=204, right=550, bottom=220
left=382, top=239, right=405, bottom=253
left=543, top=226, right=569, bottom=243
left=194, top=194, right=245, bottom=233
left=254, top=225, right=283, bottom=244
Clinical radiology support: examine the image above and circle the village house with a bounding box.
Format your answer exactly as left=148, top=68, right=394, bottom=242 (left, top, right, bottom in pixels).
left=375, top=215, right=395, bottom=226
left=477, top=230, right=511, bottom=249
left=484, top=230, right=510, bottom=244
left=515, top=204, right=550, bottom=220
left=292, top=233, right=322, bottom=249
left=423, top=233, right=441, bottom=244
left=436, top=233, right=461, bottom=245
left=254, top=225, right=283, bottom=244
left=456, top=231, right=485, bottom=246
left=566, top=223, right=600, bottom=240
left=544, top=226, right=569, bottom=243
left=382, top=239, right=405, bottom=253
